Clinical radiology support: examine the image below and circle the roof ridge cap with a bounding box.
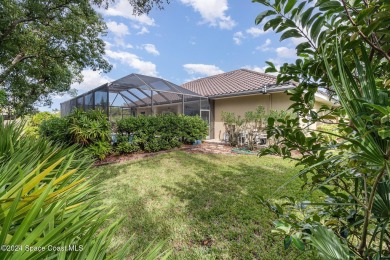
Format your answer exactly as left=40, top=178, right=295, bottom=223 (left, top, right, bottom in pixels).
left=182, top=69, right=247, bottom=85
left=240, top=68, right=278, bottom=79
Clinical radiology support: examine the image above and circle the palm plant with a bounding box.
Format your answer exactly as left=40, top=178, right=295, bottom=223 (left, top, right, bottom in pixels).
left=260, top=42, right=389, bottom=258
left=322, top=42, right=390, bottom=258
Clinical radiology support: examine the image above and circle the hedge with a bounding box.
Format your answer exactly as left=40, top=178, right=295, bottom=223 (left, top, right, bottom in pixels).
left=115, top=114, right=208, bottom=153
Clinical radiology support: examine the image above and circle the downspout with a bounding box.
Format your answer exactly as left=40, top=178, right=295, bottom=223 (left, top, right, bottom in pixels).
left=151, top=90, right=154, bottom=115
left=106, top=83, right=110, bottom=119
left=261, top=85, right=271, bottom=112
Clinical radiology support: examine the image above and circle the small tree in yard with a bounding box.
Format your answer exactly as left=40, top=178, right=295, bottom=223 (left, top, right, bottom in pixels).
left=221, top=106, right=293, bottom=149
left=253, top=0, right=390, bottom=258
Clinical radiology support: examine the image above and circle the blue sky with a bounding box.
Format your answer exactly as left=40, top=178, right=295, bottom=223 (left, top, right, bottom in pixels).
left=44, top=0, right=303, bottom=111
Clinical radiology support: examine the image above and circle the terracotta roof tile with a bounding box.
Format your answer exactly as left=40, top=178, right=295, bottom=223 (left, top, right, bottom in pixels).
left=181, top=69, right=293, bottom=97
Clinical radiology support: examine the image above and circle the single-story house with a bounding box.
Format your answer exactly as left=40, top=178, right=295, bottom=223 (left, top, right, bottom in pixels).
left=181, top=69, right=333, bottom=140
left=60, top=69, right=333, bottom=140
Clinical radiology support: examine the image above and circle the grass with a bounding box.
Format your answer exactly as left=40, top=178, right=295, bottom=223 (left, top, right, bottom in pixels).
left=93, top=151, right=310, bottom=259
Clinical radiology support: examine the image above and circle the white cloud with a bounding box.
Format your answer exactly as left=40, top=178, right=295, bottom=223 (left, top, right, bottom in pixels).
left=290, top=37, right=306, bottom=46
left=72, top=70, right=113, bottom=91
left=106, top=21, right=130, bottom=37
left=233, top=31, right=244, bottom=45
left=101, top=0, right=155, bottom=26
left=183, top=64, right=224, bottom=76
left=276, top=47, right=296, bottom=58
left=243, top=65, right=279, bottom=76
left=180, top=0, right=236, bottom=30
left=218, top=16, right=236, bottom=30
left=112, top=38, right=133, bottom=48
left=233, top=27, right=268, bottom=45
left=104, top=41, right=114, bottom=50
left=143, top=44, right=160, bottom=56
left=105, top=50, right=158, bottom=76
left=246, top=27, right=268, bottom=37
left=242, top=65, right=265, bottom=73
left=136, top=27, right=150, bottom=35
left=255, top=38, right=272, bottom=51
left=105, top=22, right=133, bottom=48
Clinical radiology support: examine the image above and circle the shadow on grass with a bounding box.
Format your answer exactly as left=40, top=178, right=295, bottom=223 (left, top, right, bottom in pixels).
left=162, top=153, right=305, bottom=259
left=95, top=151, right=309, bottom=259
left=93, top=157, right=174, bottom=256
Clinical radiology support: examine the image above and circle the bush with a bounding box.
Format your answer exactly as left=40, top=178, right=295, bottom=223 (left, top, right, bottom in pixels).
left=86, top=140, right=112, bottom=160
left=41, top=111, right=208, bottom=157
left=221, top=106, right=293, bottom=149
left=115, top=141, right=140, bottom=155
left=40, top=109, right=111, bottom=160
left=116, top=114, right=208, bottom=153
left=67, top=109, right=110, bottom=146
left=39, top=117, right=69, bottom=143
left=24, top=111, right=59, bottom=138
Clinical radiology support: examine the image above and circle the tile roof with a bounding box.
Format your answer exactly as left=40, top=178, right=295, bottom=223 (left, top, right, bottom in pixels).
left=181, top=69, right=295, bottom=97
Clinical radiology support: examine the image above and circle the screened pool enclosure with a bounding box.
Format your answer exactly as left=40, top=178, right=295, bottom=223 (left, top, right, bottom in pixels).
left=60, top=73, right=211, bottom=128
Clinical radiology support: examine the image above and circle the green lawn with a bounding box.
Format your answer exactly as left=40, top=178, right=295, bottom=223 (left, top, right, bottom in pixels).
left=94, top=151, right=309, bottom=259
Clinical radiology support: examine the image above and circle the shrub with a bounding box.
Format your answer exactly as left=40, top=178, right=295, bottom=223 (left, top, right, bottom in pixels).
left=67, top=109, right=110, bottom=146
left=181, top=115, right=209, bottom=143
left=24, top=111, right=59, bottom=138
left=115, top=142, right=140, bottom=155
left=221, top=106, right=292, bottom=149
left=116, top=114, right=208, bottom=153
left=40, top=109, right=111, bottom=160
left=39, top=117, right=70, bottom=143
left=86, top=140, right=112, bottom=160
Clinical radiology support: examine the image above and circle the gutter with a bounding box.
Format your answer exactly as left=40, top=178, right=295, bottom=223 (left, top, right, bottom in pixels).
left=208, top=84, right=296, bottom=100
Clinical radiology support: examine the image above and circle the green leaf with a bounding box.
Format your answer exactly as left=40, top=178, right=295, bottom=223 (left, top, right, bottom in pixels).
left=252, top=0, right=271, bottom=5
left=307, top=12, right=322, bottom=28
left=268, top=117, right=275, bottom=127
left=372, top=180, right=390, bottom=218
left=280, top=29, right=302, bottom=41
left=318, top=1, right=341, bottom=11
left=378, top=129, right=390, bottom=139
left=309, top=226, right=350, bottom=260
left=292, top=235, right=305, bottom=251
left=284, top=0, right=297, bottom=13
left=291, top=1, right=307, bottom=20
left=264, top=16, right=283, bottom=31
left=301, top=7, right=314, bottom=28
left=310, top=16, right=325, bottom=42
left=255, top=10, right=277, bottom=25
left=364, top=19, right=383, bottom=36
left=284, top=236, right=292, bottom=249
left=296, top=42, right=311, bottom=55
left=357, top=6, right=376, bottom=23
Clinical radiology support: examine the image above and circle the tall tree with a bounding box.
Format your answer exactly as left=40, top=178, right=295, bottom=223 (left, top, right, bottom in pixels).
left=0, top=0, right=169, bottom=116
left=254, top=0, right=390, bottom=258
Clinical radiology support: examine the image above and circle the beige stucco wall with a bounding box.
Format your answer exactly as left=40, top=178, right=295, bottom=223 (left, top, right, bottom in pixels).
left=155, top=103, right=182, bottom=114
left=137, top=103, right=182, bottom=116
left=136, top=107, right=153, bottom=116
left=213, top=93, right=294, bottom=140
left=213, top=92, right=331, bottom=140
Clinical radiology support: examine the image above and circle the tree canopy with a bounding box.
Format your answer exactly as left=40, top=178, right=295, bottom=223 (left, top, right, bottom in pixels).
left=0, top=0, right=169, bottom=116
